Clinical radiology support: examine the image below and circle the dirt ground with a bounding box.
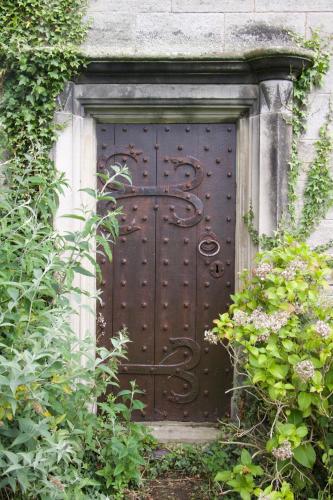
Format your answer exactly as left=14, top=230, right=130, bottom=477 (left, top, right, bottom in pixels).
left=125, top=476, right=210, bottom=500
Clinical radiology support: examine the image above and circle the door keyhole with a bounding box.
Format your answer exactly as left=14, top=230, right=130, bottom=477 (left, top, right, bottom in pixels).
left=210, top=260, right=224, bottom=279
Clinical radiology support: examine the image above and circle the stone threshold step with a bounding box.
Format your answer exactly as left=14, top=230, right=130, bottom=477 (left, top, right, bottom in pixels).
left=142, top=421, right=221, bottom=444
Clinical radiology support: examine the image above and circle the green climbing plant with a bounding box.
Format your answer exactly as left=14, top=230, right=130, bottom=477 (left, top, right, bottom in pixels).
left=0, top=0, right=87, bottom=217
left=298, top=117, right=333, bottom=238
left=0, top=2, right=151, bottom=498
left=244, top=31, right=333, bottom=248
left=288, top=32, right=331, bottom=224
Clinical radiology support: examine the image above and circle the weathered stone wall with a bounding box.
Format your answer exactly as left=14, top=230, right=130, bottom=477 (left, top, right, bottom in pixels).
left=83, top=0, right=333, bottom=247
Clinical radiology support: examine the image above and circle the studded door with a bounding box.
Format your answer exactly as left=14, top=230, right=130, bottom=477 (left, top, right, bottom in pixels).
left=97, top=124, right=236, bottom=422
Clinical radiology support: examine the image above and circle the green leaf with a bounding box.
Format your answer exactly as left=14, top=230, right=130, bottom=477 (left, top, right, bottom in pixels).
left=298, top=392, right=312, bottom=411
left=293, top=444, right=316, bottom=468
left=132, top=399, right=145, bottom=410
left=252, top=370, right=266, bottom=383
left=62, top=213, right=86, bottom=221
left=288, top=410, right=303, bottom=425
left=268, top=363, right=289, bottom=380
left=215, top=471, right=230, bottom=482
left=296, top=425, right=308, bottom=438
left=73, top=265, right=95, bottom=277
left=7, top=287, right=19, bottom=301
left=240, top=449, right=252, bottom=465
left=282, top=339, right=294, bottom=351
left=79, top=187, right=97, bottom=198
left=96, top=235, right=113, bottom=262
left=10, top=433, right=34, bottom=447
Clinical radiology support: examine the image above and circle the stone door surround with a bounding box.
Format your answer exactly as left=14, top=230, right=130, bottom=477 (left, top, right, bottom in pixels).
left=54, top=47, right=312, bottom=357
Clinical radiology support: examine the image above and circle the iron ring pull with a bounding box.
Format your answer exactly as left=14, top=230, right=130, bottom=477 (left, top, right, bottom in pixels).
left=198, top=238, right=220, bottom=257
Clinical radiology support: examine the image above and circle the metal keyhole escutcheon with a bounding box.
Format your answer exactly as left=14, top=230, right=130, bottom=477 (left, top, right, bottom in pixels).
left=210, top=260, right=224, bottom=279
left=198, top=238, right=220, bottom=257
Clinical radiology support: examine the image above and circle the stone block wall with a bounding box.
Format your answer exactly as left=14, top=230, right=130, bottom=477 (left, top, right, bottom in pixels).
left=83, top=0, right=333, bottom=247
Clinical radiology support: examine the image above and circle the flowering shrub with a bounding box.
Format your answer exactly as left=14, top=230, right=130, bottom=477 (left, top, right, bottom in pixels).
left=209, top=236, right=333, bottom=498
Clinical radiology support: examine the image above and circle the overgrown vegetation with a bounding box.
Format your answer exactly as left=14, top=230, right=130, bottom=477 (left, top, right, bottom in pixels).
left=207, top=33, right=333, bottom=500
left=128, top=442, right=241, bottom=499
left=0, top=1, right=151, bottom=498
left=211, top=237, right=333, bottom=499
left=1, top=1, right=333, bottom=499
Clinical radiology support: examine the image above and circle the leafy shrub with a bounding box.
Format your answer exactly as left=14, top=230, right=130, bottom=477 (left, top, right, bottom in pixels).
left=90, top=385, right=151, bottom=497
left=0, top=2, right=152, bottom=497
left=0, top=165, right=151, bottom=499
left=146, top=442, right=239, bottom=481
left=209, top=236, right=333, bottom=498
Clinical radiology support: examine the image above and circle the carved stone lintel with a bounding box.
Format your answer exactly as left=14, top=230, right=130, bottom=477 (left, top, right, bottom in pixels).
left=56, top=81, right=74, bottom=113
left=259, top=80, right=293, bottom=114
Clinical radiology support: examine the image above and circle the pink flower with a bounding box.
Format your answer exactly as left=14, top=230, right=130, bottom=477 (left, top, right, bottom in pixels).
left=253, top=262, right=273, bottom=280
left=314, top=320, right=331, bottom=339
left=272, top=441, right=293, bottom=460
left=295, top=360, right=315, bottom=381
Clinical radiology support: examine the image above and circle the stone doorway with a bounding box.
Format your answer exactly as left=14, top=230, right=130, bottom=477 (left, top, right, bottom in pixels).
left=54, top=52, right=311, bottom=430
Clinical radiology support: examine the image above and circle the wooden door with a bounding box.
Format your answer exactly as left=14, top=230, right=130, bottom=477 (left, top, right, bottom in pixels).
left=97, top=123, right=236, bottom=422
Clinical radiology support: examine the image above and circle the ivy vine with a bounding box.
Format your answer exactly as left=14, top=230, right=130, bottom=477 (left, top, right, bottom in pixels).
left=245, top=32, right=333, bottom=247
left=0, top=0, right=87, bottom=217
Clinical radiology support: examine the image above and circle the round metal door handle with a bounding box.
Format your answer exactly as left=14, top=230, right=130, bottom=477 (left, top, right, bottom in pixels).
left=198, top=238, right=220, bottom=257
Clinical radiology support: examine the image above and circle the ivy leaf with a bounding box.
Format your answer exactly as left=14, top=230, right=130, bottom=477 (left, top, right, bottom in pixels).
left=293, top=444, right=316, bottom=468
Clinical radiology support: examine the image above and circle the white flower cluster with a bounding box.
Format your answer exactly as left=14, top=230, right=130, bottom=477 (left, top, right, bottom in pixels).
left=204, top=329, right=219, bottom=345
left=318, top=293, right=333, bottom=309
left=294, top=360, right=315, bottom=381
left=256, top=331, right=270, bottom=343
left=253, top=262, right=273, bottom=280
left=251, top=309, right=290, bottom=334
left=251, top=308, right=272, bottom=330
left=233, top=310, right=249, bottom=326
left=272, top=440, right=293, bottom=460
left=314, top=320, right=331, bottom=339
left=258, top=494, right=272, bottom=500
left=233, top=307, right=291, bottom=342
left=281, top=259, right=307, bottom=280
left=269, top=311, right=291, bottom=333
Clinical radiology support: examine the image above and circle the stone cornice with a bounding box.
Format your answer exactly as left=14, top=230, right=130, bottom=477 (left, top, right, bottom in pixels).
left=77, top=47, right=313, bottom=84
